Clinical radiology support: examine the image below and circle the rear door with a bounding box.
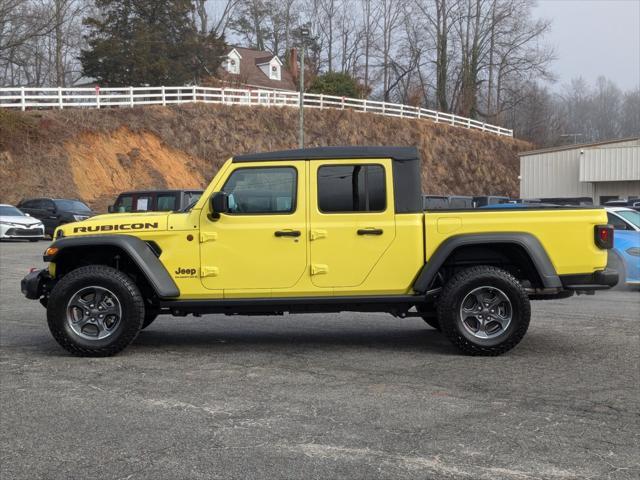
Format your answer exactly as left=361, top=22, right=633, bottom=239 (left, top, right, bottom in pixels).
left=308, top=159, right=396, bottom=288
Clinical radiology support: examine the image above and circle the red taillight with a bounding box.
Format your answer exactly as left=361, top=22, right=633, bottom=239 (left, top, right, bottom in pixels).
left=594, top=225, right=614, bottom=249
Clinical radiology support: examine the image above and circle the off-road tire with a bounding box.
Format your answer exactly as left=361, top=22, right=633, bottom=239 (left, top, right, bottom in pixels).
left=437, top=266, right=530, bottom=356
left=47, top=265, right=144, bottom=356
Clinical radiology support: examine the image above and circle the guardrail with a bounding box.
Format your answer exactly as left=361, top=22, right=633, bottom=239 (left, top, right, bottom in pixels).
left=0, top=85, right=513, bottom=137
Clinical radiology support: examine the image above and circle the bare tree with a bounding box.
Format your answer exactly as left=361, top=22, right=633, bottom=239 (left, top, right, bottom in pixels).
left=317, top=0, right=337, bottom=71
left=1, top=0, right=89, bottom=87
left=377, top=0, right=405, bottom=101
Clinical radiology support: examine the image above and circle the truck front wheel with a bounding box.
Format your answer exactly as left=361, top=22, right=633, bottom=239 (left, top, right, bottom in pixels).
left=46, top=265, right=145, bottom=356
left=437, top=266, right=531, bottom=356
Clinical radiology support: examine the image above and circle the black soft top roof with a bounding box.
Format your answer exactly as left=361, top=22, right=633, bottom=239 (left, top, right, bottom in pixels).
left=233, top=146, right=423, bottom=214
left=233, top=146, right=418, bottom=163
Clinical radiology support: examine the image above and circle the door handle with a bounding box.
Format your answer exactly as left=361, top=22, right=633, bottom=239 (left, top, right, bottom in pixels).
left=274, top=230, right=301, bottom=237
left=357, top=228, right=383, bottom=235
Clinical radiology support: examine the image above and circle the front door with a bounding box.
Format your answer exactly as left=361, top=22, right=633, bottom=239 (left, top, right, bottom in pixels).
left=199, top=161, right=307, bottom=294
left=308, top=159, right=396, bottom=289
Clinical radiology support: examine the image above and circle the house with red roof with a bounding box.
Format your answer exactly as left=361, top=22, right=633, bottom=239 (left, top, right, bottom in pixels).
left=218, top=46, right=297, bottom=91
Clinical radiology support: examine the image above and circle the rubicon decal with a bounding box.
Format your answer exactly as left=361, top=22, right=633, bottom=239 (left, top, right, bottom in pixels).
left=73, top=222, right=159, bottom=233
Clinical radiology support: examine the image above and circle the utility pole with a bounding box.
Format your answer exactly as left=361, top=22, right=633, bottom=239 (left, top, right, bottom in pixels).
left=298, top=26, right=310, bottom=148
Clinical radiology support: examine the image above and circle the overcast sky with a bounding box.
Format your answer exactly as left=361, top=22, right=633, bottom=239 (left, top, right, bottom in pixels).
left=533, top=0, right=640, bottom=91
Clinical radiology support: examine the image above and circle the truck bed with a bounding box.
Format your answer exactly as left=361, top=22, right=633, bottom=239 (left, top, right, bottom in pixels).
left=424, top=207, right=609, bottom=275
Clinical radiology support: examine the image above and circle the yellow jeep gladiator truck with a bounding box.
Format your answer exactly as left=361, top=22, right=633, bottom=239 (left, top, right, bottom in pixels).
left=21, top=147, right=618, bottom=357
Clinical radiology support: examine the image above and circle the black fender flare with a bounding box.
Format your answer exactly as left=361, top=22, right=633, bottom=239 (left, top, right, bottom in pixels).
left=45, top=235, right=180, bottom=298
left=413, top=233, right=562, bottom=293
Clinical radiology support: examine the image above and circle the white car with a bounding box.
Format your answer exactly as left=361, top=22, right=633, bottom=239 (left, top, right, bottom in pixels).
left=0, top=204, right=46, bottom=241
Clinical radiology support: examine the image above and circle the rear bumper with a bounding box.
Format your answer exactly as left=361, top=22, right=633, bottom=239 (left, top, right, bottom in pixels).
left=560, top=269, right=619, bottom=291
left=21, top=268, right=52, bottom=300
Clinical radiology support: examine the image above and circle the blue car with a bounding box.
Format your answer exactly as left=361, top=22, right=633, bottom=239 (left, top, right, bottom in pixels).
left=606, top=208, right=640, bottom=288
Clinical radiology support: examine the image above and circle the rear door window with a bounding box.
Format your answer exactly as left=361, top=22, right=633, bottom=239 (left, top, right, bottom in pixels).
left=157, top=194, right=177, bottom=211
left=135, top=195, right=153, bottom=212
left=317, top=164, right=386, bottom=213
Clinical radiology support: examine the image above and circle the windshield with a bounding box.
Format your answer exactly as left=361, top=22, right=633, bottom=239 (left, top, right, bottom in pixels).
left=54, top=200, right=91, bottom=212
left=0, top=206, right=25, bottom=217
left=617, top=210, right=640, bottom=229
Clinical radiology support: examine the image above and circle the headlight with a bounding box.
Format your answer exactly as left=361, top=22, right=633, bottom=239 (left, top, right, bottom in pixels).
left=0, top=221, right=20, bottom=227
left=626, top=247, right=640, bottom=256
left=73, top=215, right=88, bottom=221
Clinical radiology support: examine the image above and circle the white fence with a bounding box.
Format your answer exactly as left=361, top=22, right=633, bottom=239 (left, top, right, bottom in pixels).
left=0, top=85, right=513, bottom=137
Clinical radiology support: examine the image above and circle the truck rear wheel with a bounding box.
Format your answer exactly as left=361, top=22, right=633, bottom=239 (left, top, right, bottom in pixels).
left=46, top=265, right=144, bottom=356
left=437, top=266, right=530, bottom=356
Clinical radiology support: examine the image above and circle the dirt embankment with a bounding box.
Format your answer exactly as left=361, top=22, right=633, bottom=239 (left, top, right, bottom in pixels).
left=0, top=105, right=531, bottom=212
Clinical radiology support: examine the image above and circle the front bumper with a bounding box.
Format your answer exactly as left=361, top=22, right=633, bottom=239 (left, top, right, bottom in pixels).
left=21, top=268, right=52, bottom=300
left=0, top=224, right=45, bottom=239
left=560, top=269, right=619, bottom=291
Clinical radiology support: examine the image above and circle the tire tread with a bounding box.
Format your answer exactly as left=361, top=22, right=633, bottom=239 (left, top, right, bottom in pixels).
left=437, top=265, right=531, bottom=356
left=47, top=265, right=144, bottom=357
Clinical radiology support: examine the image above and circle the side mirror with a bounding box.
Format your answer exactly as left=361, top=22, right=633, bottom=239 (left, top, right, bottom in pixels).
left=108, top=205, right=115, bottom=213
left=25, top=213, right=31, bottom=217
left=210, top=192, right=229, bottom=217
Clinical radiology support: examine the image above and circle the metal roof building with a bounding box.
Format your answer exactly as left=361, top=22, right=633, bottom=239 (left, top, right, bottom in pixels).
left=519, top=137, right=640, bottom=204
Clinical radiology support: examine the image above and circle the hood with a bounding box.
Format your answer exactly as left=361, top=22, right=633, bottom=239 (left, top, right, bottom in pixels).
left=0, top=215, right=42, bottom=226
left=56, top=211, right=169, bottom=238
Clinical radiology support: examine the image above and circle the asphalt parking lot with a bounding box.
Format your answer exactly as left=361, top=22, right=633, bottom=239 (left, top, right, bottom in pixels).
left=1, top=241, right=638, bottom=480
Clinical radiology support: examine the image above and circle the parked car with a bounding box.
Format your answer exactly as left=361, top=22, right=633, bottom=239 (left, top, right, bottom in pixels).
left=17, top=198, right=93, bottom=236
left=422, top=195, right=449, bottom=210
left=480, top=202, right=560, bottom=209
left=604, top=199, right=640, bottom=211
left=108, top=189, right=204, bottom=213
left=448, top=195, right=474, bottom=209
left=23, top=146, right=617, bottom=357
left=606, top=207, right=640, bottom=288
left=422, top=195, right=474, bottom=210
left=472, top=195, right=510, bottom=207
left=0, top=204, right=45, bottom=241
left=539, top=197, right=593, bottom=206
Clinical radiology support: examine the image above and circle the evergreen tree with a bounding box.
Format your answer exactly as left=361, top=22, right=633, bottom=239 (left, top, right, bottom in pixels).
left=308, top=72, right=364, bottom=98
left=80, top=0, right=226, bottom=86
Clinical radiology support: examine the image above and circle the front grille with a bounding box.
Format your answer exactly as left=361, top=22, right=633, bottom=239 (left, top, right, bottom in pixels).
left=6, top=228, right=43, bottom=236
